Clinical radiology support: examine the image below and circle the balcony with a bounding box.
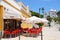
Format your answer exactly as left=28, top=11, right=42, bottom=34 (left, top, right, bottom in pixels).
left=2, top=0, right=31, bottom=17
left=17, top=2, right=31, bottom=17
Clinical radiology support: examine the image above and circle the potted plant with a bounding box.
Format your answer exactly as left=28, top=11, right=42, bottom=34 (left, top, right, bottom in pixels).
left=47, top=16, right=52, bottom=27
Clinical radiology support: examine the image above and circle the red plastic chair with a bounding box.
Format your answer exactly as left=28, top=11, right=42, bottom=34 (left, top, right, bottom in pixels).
left=11, top=29, right=18, bottom=37
left=37, top=27, right=42, bottom=33
left=27, top=28, right=37, bottom=34
left=18, top=28, right=23, bottom=32
left=27, top=28, right=39, bottom=37
left=28, top=27, right=42, bottom=33
left=4, top=29, right=11, bottom=38
left=11, top=28, right=22, bottom=37
left=27, top=29, right=32, bottom=34
left=32, top=28, right=39, bottom=34
left=16, top=29, right=22, bottom=36
left=4, top=29, right=10, bottom=34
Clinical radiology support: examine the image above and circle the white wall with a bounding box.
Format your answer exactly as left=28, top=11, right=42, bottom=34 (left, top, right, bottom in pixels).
left=1, top=1, right=22, bottom=16
left=3, top=0, right=21, bottom=10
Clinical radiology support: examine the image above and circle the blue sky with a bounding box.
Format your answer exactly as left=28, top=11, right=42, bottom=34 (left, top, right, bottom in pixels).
left=16, top=0, right=60, bottom=14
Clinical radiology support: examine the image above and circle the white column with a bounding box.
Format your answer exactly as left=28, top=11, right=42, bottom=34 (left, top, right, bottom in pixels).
left=27, top=5, right=29, bottom=13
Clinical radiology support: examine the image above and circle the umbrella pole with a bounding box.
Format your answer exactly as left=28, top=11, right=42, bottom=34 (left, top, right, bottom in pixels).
left=0, top=37, right=1, bottom=40
left=41, top=31, right=43, bottom=40
left=19, top=35, right=20, bottom=40
left=0, top=32, right=2, bottom=40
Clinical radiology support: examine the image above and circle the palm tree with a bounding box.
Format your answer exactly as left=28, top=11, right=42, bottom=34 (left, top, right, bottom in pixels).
left=42, top=8, right=44, bottom=18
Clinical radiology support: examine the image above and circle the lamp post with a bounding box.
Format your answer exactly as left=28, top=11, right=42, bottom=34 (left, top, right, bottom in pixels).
left=39, top=8, right=41, bottom=17
left=42, top=8, right=44, bottom=18
left=39, top=8, right=41, bottom=14
left=39, top=8, right=43, bottom=40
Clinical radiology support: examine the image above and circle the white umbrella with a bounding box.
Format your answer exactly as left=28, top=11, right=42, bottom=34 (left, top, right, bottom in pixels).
left=41, top=18, right=48, bottom=23
left=25, top=16, right=48, bottom=40
left=25, top=16, right=48, bottom=23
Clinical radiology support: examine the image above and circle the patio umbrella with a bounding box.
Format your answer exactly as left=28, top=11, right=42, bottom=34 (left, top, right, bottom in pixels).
left=25, top=16, right=48, bottom=40
left=41, top=18, right=48, bottom=23
left=25, top=16, right=48, bottom=24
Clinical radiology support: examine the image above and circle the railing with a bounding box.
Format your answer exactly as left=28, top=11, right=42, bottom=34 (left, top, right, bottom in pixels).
left=17, top=2, right=31, bottom=16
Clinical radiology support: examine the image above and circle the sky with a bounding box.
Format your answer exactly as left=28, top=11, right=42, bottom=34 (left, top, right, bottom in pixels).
left=16, top=0, right=60, bottom=14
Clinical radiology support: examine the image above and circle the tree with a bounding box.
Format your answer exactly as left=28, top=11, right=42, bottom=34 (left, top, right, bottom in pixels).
left=47, top=16, right=52, bottom=27
left=30, top=10, right=43, bottom=18
left=53, top=17, right=58, bottom=22
left=57, top=11, right=60, bottom=21
left=57, top=11, right=60, bottom=15
left=47, top=16, right=52, bottom=22
left=36, top=23, right=44, bottom=27
left=30, top=10, right=44, bottom=26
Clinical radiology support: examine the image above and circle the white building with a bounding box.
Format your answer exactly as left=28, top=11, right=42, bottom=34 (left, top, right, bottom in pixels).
left=48, top=9, right=57, bottom=18
left=44, top=9, right=57, bottom=18
left=44, top=12, right=47, bottom=18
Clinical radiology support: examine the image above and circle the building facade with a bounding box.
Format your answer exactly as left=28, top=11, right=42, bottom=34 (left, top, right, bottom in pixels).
left=0, top=0, right=32, bottom=37
left=44, top=9, right=57, bottom=18
left=48, top=9, right=57, bottom=17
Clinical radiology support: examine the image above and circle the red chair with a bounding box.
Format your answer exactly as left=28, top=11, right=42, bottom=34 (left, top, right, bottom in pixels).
left=19, top=29, right=22, bottom=32
left=3, top=29, right=11, bottom=38
left=16, top=29, right=22, bottom=36
left=37, top=27, right=42, bottom=33
left=32, top=28, right=39, bottom=34
left=11, top=30, right=17, bottom=38
left=11, top=28, right=22, bottom=37
left=27, top=28, right=39, bottom=37
left=27, top=29, right=32, bottom=34
left=27, top=27, right=42, bottom=37
left=27, top=28, right=36, bottom=34
left=4, top=29, right=10, bottom=34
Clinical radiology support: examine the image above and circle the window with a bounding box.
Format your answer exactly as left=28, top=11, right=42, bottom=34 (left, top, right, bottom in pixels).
left=4, top=19, right=22, bottom=31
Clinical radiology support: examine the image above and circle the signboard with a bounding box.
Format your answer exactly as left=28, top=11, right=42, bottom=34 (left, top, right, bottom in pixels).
left=10, top=16, right=14, bottom=19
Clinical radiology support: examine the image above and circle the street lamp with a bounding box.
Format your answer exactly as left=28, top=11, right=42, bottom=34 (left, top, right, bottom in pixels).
left=39, top=8, right=41, bottom=14
left=39, top=8, right=43, bottom=40
left=42, top=8, right=44, bottom=18
left=39, top=8, right=41, bottom=17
